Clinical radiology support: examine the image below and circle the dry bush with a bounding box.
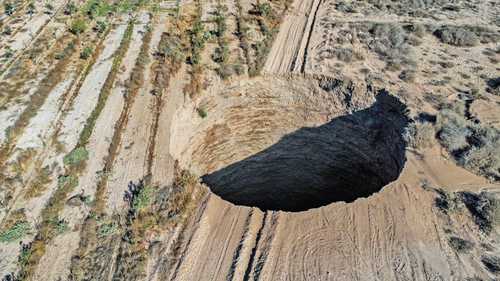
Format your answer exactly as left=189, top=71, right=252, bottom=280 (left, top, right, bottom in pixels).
left=460, top=192, right=499, bottom=234
left=486, top=77, right=500, bottom=96
left=460, top=126, right=500, bottom=181
left=435, top=103, right=500, bottom=180
left=433, top=26, right=478, bottom=47
left=367, top=23, right=416, bottom=71
left=436, top=108, right=471, bottom=151
left=405, top=121, right=435, bottom=149
left=482, top=255, right=500, bottom=273
left=448, top=236, right=474, bottom=253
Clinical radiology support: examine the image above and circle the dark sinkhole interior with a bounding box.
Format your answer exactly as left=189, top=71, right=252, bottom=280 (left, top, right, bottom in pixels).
left=202, top=92, right=410, bottom=212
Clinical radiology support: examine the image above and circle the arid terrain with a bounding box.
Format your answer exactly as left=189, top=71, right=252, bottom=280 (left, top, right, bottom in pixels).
left=0, top=0, right=499, bottom=280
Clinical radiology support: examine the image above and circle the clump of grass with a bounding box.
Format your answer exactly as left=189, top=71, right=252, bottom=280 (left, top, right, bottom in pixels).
left=448, top=236, right=474, bottom=253
left=0, top=221, right=31, bottom=243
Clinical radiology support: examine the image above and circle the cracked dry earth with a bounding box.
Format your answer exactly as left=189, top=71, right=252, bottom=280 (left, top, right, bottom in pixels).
left=0, top=0, right=499, bottom=280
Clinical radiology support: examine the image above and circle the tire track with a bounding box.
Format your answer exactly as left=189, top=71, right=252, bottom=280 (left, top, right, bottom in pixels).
left=225, top=210, right=253, bottom=281
left=298, top=0, right=322, bottom=73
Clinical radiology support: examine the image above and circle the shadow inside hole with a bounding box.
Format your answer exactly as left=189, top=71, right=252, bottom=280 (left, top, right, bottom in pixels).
left=202, top=91, right=410, bottom=212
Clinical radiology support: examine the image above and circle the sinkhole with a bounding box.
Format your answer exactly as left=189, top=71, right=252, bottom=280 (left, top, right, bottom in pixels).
left=171, top=76, right=410, bottom=212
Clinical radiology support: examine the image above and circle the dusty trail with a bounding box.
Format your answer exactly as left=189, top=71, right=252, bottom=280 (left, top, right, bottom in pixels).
left=263, top=0, right=318, bottom=74
left=105, top=14, right=164, bottom=214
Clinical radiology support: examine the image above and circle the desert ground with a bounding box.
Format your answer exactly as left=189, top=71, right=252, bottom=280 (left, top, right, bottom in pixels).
left=0, top=0, right=499, bottom=280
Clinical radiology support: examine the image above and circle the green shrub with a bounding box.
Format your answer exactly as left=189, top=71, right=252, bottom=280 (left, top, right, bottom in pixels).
left=256, top=3, right=272, bottom=17
left=83, top=0, right=114, bottom=19
left=98, top=222, right=117, bottom=237
left=95, top=20, right=107, bottom=34
left=0, top=221, right=31, bottom=243
left=3, top=26, right=12, bottom=35
left=63, top=147, right=89, bottom=167
left=80, top=47, right=93, bottom=59
left=70, top=19, right=88, bottom=35
left=132, top=187, right=152, bottom=211
left=434, top=189, right=461, bottom=213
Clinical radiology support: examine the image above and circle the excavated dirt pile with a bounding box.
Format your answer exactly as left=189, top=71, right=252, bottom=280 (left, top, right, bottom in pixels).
left=171, top=75, right=410, bottom=211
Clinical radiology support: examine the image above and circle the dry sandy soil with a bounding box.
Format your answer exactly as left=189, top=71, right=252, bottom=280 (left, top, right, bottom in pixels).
left=0, top=0, right=499, bottom=280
